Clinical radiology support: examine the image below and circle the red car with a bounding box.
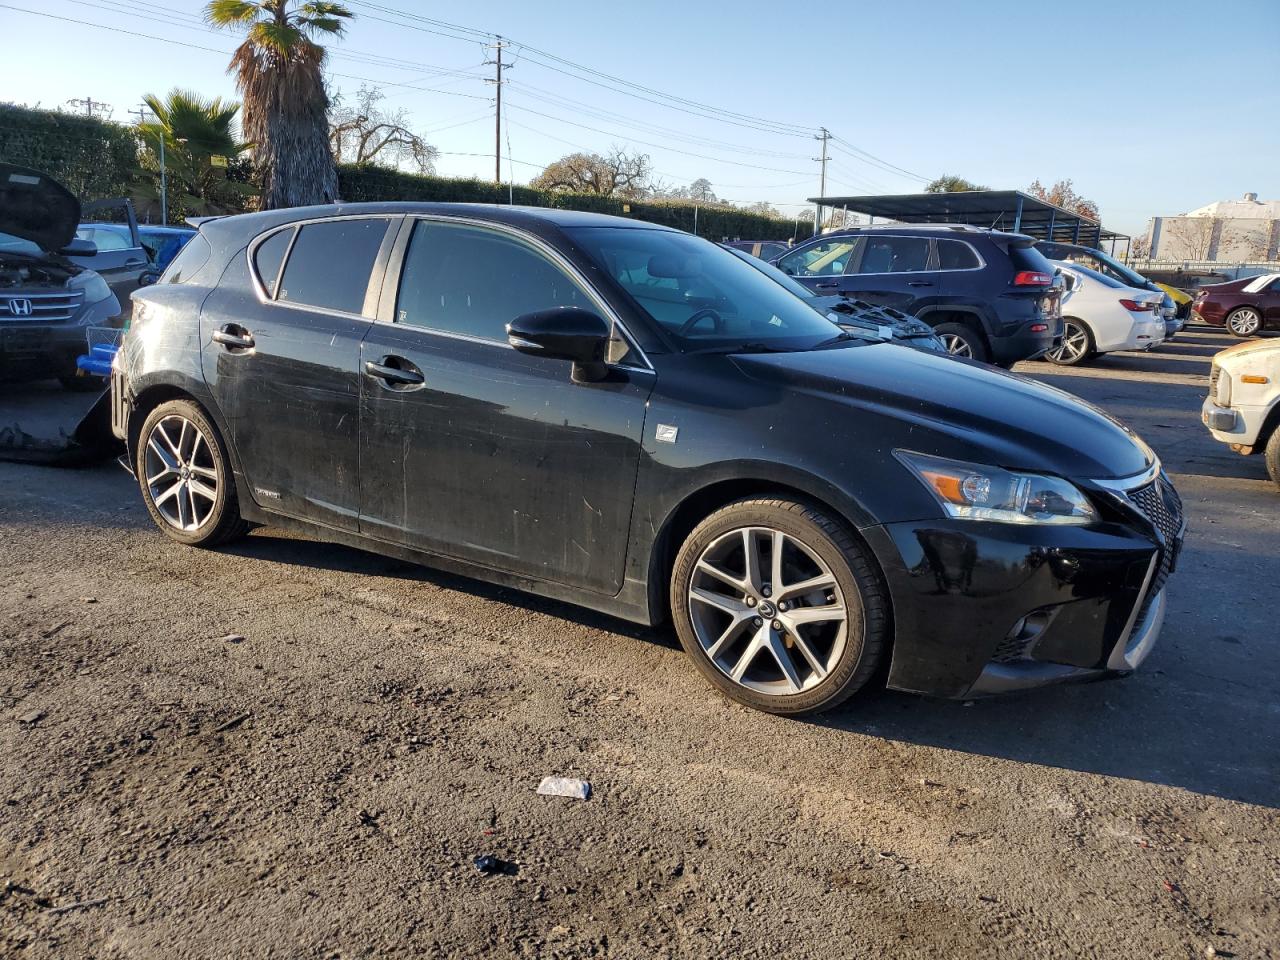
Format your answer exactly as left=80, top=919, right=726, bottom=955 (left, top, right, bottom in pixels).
left=1192, top=273, right=1280, bottom=337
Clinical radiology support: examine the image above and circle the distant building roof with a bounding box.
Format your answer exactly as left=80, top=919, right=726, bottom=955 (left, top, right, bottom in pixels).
left=1185, top=192, right=1280, bottom=218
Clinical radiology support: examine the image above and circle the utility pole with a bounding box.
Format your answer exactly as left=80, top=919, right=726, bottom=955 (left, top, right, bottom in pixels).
left=131, top=104, right=167, bottom=225
left=813, top=127, right=830, bottom=237
left=484, top=37, right=512, bottom=184
left=67, top=96, right=111, bottom=119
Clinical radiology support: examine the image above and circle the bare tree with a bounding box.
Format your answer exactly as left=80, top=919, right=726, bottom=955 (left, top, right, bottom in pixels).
left=1027, top=178, right=1099, bottom=221
left=530, top=148, right=651, bottom=198
left=329, top=84, right=439, bottom=174
left=688, top=178, right=717, bottom=203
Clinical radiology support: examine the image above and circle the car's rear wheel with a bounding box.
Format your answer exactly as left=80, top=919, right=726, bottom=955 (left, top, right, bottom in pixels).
left=1226, top=307, right=1262, bottom=337
left=933, top=322, right=989, bottom=363
left=1045, top=319, right=1094, bottom=365
left=135, top=399, right=248, bottom=547
left=670, top=497, right=888, bottom=716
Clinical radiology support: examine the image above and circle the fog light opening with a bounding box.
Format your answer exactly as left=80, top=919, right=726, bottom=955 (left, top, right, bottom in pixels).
left=992, top=610, right=1053, bottom=664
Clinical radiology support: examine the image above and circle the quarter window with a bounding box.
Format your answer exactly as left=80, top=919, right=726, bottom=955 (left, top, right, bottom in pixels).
left=277, top=218, right=388, bottom=315
left=394, top=221, right=591, bottom=340
left=252, top=227, right=293, bottom=296
left=857, top=236, right=930, bottom=274
left=937, top=239, right=980, bottom=271
left=776, top=239, right=857, bottom=278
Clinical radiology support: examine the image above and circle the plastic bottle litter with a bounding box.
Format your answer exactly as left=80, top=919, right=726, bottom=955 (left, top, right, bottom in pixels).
left=536, top=776, right=592, bottom=800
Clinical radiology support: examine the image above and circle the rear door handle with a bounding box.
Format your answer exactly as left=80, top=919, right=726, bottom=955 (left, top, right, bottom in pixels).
left=212, top=325, right=255, bottom=350
left=365, top=358, right=425, bottom=387
left=814, top=281, right=840, bottom=290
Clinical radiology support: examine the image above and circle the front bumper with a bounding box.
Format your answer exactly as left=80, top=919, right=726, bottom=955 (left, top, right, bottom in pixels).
left=0, top=322, right=92, bottom=377
left=1201, top=395, right=1267, bottom=447
left=865, top=469, right=1185, bottom=698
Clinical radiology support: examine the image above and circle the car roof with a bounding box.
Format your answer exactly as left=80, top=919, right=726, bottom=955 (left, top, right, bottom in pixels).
left=817, top=223, right=1032, bottom=243
left=196, top=202, right=678, bottom=240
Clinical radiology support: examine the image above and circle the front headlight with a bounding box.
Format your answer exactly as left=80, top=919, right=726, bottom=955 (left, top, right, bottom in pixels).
left=895, top=451, right=1097, bottom=526
left=69, top=271, right=113, bottom=305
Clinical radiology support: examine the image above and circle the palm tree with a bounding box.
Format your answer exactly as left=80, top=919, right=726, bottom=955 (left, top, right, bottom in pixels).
left=206, top=0, right=353, bottom=209
left=136, top=89, right=254, bottom=219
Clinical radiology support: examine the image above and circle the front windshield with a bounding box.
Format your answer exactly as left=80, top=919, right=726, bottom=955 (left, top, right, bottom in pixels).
left=0, top=231, right=42, bottom=257
left=567, top=226, right=842, bottom=351
left=1086, top=248, right=1149, bottom=287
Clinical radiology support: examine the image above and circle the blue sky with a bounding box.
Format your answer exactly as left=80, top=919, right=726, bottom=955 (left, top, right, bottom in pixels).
left=4, top=0, right=1277, bottom=237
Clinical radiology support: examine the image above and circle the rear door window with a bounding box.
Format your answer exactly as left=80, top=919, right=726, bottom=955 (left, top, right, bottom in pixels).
left=277, top=218, right=389, bottom=315
left=858, top=236, right=930, bottom=274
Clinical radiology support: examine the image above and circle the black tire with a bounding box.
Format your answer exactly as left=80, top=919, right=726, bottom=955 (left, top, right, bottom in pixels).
left=1226, top=307, right=1262, bottom=338
left=1265, top=428, right=1280, bottom=491
left=60, top=374, right=105, bottom=392
left=669, top=496, right=888, bottom=716
left=933, top=322, right=990, bottom=363
left=1044, top=318, right=1095, bottom=366
left=135, top=398, right=249, bottom=547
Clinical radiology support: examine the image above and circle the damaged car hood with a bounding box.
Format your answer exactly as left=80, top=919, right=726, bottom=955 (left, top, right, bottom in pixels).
left=733, top=342, right=1154, bottom=481
left=0, top=164, right=81, bottom=254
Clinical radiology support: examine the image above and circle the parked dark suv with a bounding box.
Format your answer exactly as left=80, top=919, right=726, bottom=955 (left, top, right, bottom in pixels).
left=771, top=225, right=1062, bottom=365
left=114, top=203, right=1182, bottom=715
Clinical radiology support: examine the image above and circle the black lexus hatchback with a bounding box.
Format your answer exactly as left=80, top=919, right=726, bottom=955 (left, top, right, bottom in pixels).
left=113, top=204, right=1184, bottom=715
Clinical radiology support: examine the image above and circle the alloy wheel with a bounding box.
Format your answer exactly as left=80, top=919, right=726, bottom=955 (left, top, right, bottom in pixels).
left=1228, top=308, right=1261, bottom=336
left=940, top=333, right=973, bottom=358
left=144, top=414, right=220, bottom=531
left=1048, top=321, right=1090, bottom=364
left=687, top=526, right=848, bottom=696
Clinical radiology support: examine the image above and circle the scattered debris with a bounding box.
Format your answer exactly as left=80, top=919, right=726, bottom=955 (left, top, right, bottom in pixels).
left=220, top=633, right=245, bottom=644
left=79, top=597, right=97, bottom=604
left=919, top=778, right=943, bottom=788
left=762, top=838, right=787, bottom=847
left=978, top=894, right=998, bottom=904
left=213, top=713, right=250, bottom=733
left=47, top=896, right=108, bottom=916
left=358, top=809, right=381, bottom=829
left=473, top=854, right=517, bottom=876
left=537, top=776, right=592, bottom=800
left=17, top=709, right=45, bottom=726
left=40, top=621, right=71, bottom=639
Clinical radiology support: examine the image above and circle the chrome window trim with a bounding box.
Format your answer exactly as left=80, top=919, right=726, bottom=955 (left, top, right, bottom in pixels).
left=380, top=214, right=654, bottom=372
left=245, top=213, right=401, bottom=321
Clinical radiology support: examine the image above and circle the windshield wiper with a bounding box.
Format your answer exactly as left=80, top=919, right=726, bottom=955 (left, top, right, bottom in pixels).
left=685, top=341, right=799, bottom=355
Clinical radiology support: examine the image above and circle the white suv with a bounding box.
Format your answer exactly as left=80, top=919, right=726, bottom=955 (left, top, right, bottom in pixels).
left=1202, top=338, right=1280, bottom=488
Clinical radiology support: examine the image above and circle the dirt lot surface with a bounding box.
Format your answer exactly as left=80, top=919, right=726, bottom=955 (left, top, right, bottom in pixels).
left=2, top=327, right=1278, bottom=958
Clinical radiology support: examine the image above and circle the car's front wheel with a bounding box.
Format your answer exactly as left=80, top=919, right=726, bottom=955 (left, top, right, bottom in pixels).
left=1045, top=319, right=1094, bottom=366
left=1265, top=428, right=1280, bottom=491
left=670, top=497, right=888, bottom=716
left=1226, top=307, right=1262, bottom=337
left=135, top=399, right=248, bottom=547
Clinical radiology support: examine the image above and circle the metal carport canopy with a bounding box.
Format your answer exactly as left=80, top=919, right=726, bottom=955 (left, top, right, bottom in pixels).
left=809, top=190, right=1109, bottom=245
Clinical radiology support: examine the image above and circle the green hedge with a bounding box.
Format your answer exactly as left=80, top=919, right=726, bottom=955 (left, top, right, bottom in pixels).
left=338, top=164, right=805, bottom=241
left=0, top=103, right=140, bottom=201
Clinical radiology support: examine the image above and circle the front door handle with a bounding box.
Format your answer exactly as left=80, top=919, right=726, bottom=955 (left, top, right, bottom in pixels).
left=212, top=325, right=255, bottom=350
left=907, top=280, right=934, bottom=287
left=814, top=281, right=840, bottom=290
left=365, top=358, right=425, bottom=387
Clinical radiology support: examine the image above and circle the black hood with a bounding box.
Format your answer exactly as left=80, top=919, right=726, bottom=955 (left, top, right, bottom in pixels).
left=0, top=164, right=81, bottom=253
left=733, top=343, right=1153, bottom=481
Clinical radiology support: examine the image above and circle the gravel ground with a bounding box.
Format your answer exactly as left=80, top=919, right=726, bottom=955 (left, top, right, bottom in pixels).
left=2, top=327, right=1277, bottom=958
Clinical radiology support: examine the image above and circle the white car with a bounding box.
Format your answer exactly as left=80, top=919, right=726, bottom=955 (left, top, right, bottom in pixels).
left=1044, top=261, right=1166, bottom=365
left=1202, top=337, right=1280, bottom=489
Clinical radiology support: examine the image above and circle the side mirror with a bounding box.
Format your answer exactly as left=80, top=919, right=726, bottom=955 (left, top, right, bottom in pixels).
left=507, top=307, right=611, bottom=383
left=61, top=237, right=97, bottom=256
